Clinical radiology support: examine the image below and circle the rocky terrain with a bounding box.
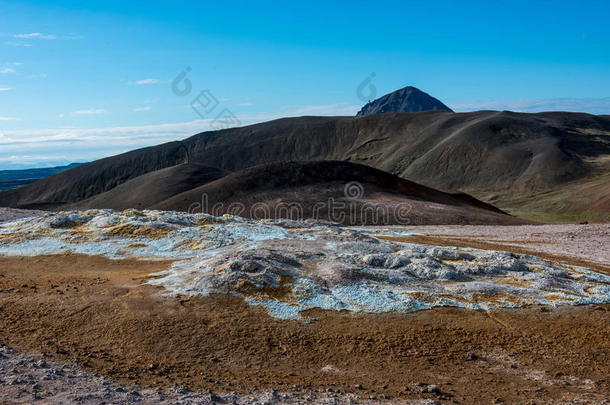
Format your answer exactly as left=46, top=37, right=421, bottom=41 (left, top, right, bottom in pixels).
left=0, top=210, right=608, bottom=403
left=0, top=87, right=608, bottom=403
left=0, top=210, right=607, bottom=318
left=2, top=345, right=418, bottom=405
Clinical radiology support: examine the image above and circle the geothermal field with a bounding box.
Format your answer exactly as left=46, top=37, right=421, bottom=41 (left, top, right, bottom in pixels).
left=2, top=6, right=610, bottom=402
left=0, top=208, right=608, bottom=404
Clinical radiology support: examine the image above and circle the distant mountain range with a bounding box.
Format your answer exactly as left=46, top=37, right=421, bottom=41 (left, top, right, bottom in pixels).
left=0, top=163, right=82, bottom=191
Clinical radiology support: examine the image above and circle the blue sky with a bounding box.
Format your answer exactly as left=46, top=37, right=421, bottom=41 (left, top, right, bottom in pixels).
left=1, top=0, right=610, bottom=169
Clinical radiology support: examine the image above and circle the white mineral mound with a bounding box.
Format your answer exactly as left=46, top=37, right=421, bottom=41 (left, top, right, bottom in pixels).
left=0, top=210, right=608, bottom=319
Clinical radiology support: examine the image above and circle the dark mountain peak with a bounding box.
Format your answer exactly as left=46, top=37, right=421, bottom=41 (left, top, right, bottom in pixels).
left=357, top=86, right=453, bottom=116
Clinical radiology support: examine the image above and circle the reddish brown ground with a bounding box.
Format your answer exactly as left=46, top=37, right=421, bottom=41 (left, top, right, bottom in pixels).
left=379, top=234, right=610, bottom=275
left=389, top=223, right=610, bottom=267
left=1, top=254, right=609, bottom=403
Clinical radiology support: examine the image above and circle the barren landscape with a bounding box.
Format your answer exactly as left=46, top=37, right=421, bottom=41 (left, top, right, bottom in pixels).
left=0, top=209, right=608, bottom=404
left=2, top=2, right=610, bottom=404
left=0, top=102, right=608, bottom=405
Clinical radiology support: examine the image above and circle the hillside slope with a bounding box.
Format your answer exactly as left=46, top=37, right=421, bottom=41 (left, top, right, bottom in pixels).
left=152, top=161, right=528, bottom=225
left=68, top=163, right=226, bottom=210
left=1, top=111, right=608, bottom=220
left=0, top=142, right=189, bottom=209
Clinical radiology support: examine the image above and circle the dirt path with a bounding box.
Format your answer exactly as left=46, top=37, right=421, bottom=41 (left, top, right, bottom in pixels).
left=0, top=254, right=609, bottom=404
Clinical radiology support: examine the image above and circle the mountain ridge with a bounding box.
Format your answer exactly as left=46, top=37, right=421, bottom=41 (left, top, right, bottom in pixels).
left=0, top=110, right=608, bottom=221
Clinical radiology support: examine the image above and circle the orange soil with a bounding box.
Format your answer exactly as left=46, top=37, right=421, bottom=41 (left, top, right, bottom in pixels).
left=0, top=254, right=609, bottom=404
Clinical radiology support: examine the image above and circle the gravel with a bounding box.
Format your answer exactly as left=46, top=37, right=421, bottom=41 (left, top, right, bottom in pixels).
left=0, top=345, right=432, bottom=404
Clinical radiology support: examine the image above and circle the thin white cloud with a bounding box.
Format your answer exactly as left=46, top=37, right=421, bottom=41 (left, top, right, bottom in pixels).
left=73, top=109, right=106, bottom=115
left=237, top=102, right=255, bottom=106
left=128, top=79, right=160, bottom=85
left=0, top=155, right=58, bottom=162
left=450, top=97, right=610, bottom=115
left=133, top=106, right=152, bottom=112
left=0, top=68, right=16, bottom=74
left=29, top=73, right=48, bottom=79
left=4, top=42, right=32, bottom=47
left=0, top=117, right=19, bottom=121
left=277, top=103, right=360, bottom=116
left=13, top=33, right=57, bottom=40
left=0, top=87, right=12, bottom=92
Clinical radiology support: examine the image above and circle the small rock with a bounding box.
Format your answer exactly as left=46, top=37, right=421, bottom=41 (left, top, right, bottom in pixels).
left=171, top=386, right=190, bottom=394
left=465, top=351, right=478, bottom=361
left=34, top=359, right=48, bottom=369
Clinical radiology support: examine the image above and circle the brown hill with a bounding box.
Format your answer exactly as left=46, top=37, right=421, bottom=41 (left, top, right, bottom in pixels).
left=151, top=161, right=529, bottom=225
left=1, top=110, right=608, bottom=220
left=67, top=163, right=226, bottom=210
left=0, top=141, right=190, bottom=209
